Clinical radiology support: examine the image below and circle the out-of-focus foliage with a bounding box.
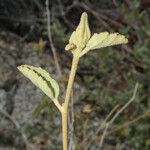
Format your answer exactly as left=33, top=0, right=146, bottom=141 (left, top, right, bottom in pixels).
left=77, top=1, right=149, bottom=149
left=50, top=19, right=69, bottom=43
left=29, top=38, right=47, bottom=53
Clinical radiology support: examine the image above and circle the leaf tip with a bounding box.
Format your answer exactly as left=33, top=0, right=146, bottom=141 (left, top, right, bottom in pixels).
left=81, top=12, right=88, bottom=18
left=17, top=65, right=27, bottom=71
left=17, top=65, right=22, bottom=71
left=124, top=37, right=128, bottom=44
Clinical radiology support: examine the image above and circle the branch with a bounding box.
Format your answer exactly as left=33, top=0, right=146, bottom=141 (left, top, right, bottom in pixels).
left=46, top=0, right=62, bottom=76
left=109, top=109, right=150, bottom=135
left=99, top=83, right=139, bottom=148
left=109, top=83, right=139, bottom=124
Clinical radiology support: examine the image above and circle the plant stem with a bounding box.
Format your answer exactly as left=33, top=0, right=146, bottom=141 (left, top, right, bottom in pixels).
left=61, top=53, right=79, bottom=150
left=62, top=109, right=68, bottom=150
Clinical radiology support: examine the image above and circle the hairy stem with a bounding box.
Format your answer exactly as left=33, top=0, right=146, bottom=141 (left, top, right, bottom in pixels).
left=61, top=53, right=79, bottom=150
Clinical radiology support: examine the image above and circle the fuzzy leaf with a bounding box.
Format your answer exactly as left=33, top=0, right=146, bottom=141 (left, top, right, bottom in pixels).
left=65, top=12, right=91, bottom=51
left=86, top=32, right=109, bottom=49
left=17, top=65, right=59, bottom=100
left=89, top=32, right=128, bottom=49
left=80, top=32, right=128, bottom=56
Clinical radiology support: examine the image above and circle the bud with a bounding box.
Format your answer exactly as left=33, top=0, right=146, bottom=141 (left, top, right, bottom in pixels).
left=65, top=12, right=91, bottom=52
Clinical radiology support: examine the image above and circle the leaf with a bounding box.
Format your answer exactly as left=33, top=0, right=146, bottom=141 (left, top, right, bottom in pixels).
left=65, top=12, right=128, bottom=56
left=17, top=65, right=59, bottom=100
left=65, top=12, right=91, bottom=51
left=86, top=32, right=109, bottom=50
left=80, top=32, right=128, bottom=56
left=29, top=38, right=47, bottom=53
left=75, top=12, right=91, bottom=45
left=32, top=96, right=49, bottom=117
left=87, top=32, right=128, bottom=50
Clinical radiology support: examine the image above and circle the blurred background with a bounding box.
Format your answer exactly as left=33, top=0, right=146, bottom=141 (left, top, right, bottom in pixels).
left=0, top=0, right=149, bottom=149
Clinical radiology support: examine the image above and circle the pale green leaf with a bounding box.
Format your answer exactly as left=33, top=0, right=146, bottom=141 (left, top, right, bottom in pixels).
left=85, top=32, right=109, bottom=50
left=86, top=32, right=128, bottom=49
left=80, top=32, right=128, bottom=56
left=17, top=65, right=59, bottom=100
left=75, top=12, right=91, bottom=45
left=65, top=12, right=91, bottom=51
